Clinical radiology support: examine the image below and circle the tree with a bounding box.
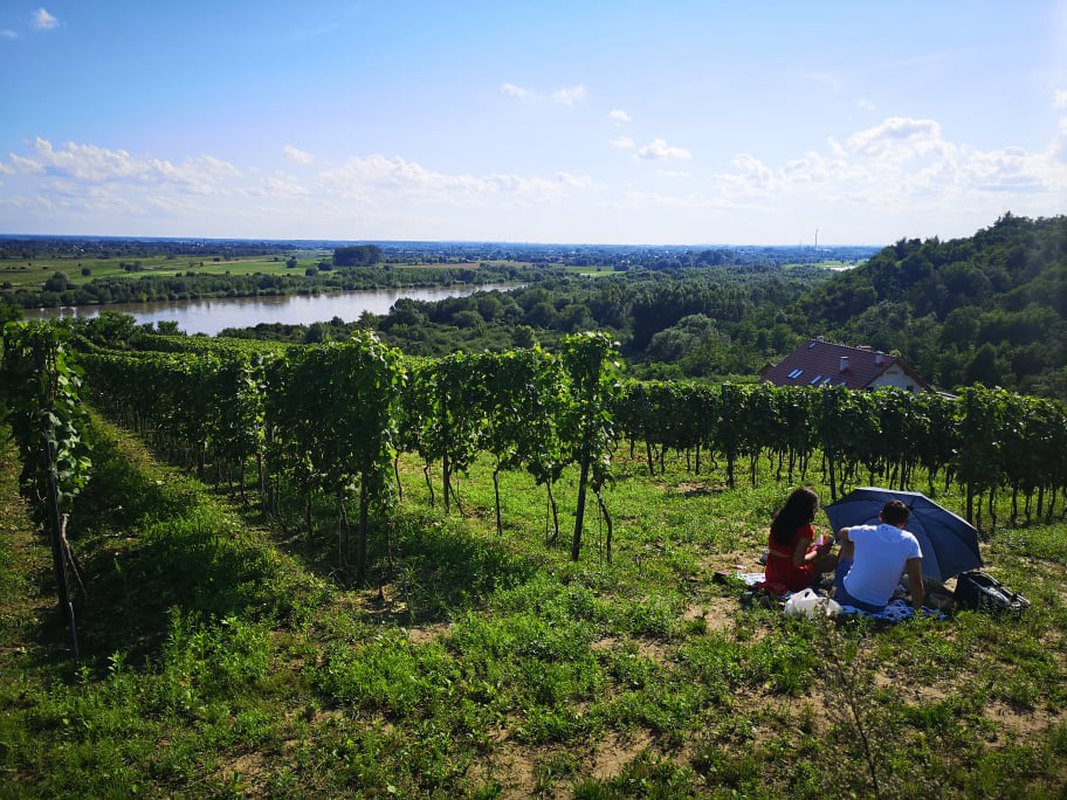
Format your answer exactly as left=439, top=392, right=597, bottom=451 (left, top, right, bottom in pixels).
left=333, top=245, right=382, bottom=267
left=44, top=271, right=70, bottom=292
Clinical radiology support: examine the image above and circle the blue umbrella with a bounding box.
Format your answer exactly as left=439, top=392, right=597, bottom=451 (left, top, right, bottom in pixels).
left=823, top=487, right=983, bottom=582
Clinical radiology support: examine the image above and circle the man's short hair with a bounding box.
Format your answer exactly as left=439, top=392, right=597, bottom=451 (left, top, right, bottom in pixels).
left=881, top=499, right=910, bottom=525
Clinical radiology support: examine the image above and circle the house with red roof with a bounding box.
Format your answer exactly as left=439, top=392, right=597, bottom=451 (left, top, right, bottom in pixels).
left=760, top=338, right=933, bottom=393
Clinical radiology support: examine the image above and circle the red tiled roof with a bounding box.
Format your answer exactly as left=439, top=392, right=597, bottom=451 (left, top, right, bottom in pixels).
left=760, top=339, right=930, bottom=391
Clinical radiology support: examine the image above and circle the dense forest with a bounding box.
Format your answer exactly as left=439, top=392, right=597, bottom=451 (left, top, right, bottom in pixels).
left=804, top=214, right=1066, bottom=399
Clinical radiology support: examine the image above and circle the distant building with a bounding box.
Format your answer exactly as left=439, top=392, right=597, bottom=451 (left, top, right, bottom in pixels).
left=761, top=338, right=932, bottom=393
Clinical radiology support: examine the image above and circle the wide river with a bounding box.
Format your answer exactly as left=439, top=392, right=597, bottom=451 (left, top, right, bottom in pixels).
left=24, top=285, right=515, bottom=336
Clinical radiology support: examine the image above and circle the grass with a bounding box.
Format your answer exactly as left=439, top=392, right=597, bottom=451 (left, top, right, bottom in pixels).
left=0, top=253, right=504, bottom=290
left=1, top=418, right=1065, bottom=798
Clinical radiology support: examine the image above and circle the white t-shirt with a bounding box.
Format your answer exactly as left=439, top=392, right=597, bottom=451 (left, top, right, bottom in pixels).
left=843, top=523, right=923, bottom=606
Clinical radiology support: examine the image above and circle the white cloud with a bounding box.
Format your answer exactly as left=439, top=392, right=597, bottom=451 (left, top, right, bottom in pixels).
left=318, top=154, right=593, bottom=207
left=501, top=82, right=536, bottom=100
left=635, top=138, right=691, bottom=161
left=607, top=109, right=631, bottom=124
left=857, top=98, right=877, bottom=112
left=253, top=174, right=311, bottom=199
left=551, top=84, right=586, bottom=106
left=705, top=115, right=1067, bottom=215
left=610, top=136, right=635, bottom=150
left=656, top=170, right=691, bottom=179
left=845, top=117, right=948, bottom=158
left=8, top=138, right=241, bottom=195
left=33, top=8, right=58, bottom=29
left=283, top=144, right=315, bottom=164
left=1, top=29, right=17, bottom=39
left=1054, top=89, right=1067, bottom=110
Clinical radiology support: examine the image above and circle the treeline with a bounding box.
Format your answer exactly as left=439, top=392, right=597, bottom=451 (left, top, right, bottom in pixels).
left=0, top=236, right=295, bottom=262
left=805, top=213, right=1067, bottom=398
left=3, top=262, right=544, bottom=309
left=221, top=267, right=828, bottom=376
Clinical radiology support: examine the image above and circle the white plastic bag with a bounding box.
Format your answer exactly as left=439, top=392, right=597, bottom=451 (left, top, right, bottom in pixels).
left=783, top=588, right=841, bottom=618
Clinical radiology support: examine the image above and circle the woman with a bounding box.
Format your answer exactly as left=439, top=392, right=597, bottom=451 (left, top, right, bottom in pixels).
left=764, top=487, right=837, bottom=592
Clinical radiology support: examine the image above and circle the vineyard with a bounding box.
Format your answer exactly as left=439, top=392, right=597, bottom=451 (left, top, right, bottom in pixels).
left=2, top=321, right=1067, bottom=797
left=71, top=327, right=1067, bottom=561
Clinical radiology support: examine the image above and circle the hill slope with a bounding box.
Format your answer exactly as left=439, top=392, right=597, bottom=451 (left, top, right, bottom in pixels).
left=799, top=214, right=1067, bottom=398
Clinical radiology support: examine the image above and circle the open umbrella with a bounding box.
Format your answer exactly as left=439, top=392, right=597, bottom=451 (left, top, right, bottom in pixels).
left=823, top=487, right=982, bottom=582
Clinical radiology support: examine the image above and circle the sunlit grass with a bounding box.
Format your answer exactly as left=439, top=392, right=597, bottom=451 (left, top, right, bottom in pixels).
left=1, top=421, right=1065, bottom=797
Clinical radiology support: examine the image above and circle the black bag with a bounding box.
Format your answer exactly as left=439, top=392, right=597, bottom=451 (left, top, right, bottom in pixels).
left=954, top=571, right=1030, bottom=616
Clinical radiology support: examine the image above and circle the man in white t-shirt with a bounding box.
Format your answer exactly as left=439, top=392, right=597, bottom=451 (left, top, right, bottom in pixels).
left=834, top=499, right=925, bottom=612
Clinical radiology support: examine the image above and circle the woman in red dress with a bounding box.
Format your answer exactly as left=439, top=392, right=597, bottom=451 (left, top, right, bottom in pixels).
left=764, top=487, right=837, bottom=592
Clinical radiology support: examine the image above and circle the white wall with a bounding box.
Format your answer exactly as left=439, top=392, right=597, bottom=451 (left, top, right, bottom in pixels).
left=869, top=367, right=921, bottom=392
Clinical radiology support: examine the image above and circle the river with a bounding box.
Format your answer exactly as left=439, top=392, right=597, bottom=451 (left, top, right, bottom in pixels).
left=24, top=285, right=515, bottom=336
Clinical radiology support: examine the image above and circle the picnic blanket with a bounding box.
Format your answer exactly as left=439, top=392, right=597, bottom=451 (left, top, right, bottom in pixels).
left=736, top=572, right=945, bottom=622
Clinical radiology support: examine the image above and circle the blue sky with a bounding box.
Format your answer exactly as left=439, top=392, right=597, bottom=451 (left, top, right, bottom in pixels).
left=1, top=1, right=1064, bottom=244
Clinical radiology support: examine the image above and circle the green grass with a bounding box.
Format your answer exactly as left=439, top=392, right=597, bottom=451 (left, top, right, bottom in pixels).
left=0, top=253, right=323, bottom=288
left=0, top=254, right=514, bottom=290
left=1, top=421, right=1065, bottom=798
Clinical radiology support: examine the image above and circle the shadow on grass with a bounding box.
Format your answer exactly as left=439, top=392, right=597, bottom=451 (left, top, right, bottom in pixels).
left=365, top=509, right=540, bottom=623
left=260, top=483, right=540, bottom=624
left=65, top=426, right=322, bottom=664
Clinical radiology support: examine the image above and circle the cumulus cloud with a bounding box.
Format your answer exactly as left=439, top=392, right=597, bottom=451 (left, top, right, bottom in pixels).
left=254, top=174, right=310, bottom=199
left=1055, top=89, right=1067, bottom=110
left=610, top=136, right=635, bottom=150
left=501, top=82, right=536, bottom=100
left=705, top=114, right=1067, bottom=214
left=1, top=29, right=17, bottom=39
left=283, top=145, right=315, bottom=164
left=857, top=98, right=877, bottom=112
left=607, top=109, right=631, bottom=124
left=635, top=138, right=691, bottom=161
left=844, top=117, right=948, bottom=158
left=7, top=138, right=241, bottom=195
left=318, top=154, right=592, bottom=206
left=33, top=8, right=58, bottom=29
left=551, top=84, right=587, bottom=106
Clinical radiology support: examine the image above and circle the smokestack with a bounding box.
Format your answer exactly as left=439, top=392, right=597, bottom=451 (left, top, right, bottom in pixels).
left=839, top=356, right=849, bottom=372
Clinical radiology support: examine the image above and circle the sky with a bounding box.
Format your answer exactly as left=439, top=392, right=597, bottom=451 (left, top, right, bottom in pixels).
left=0, top=1, right=1064, bottom=245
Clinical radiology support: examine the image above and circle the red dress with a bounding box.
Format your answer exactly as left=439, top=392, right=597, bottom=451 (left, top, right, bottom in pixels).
left=764, top=523, right=818, bottom=592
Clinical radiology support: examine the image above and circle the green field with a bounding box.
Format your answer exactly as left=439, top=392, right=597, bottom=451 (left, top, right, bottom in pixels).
left=0, top=253, right=518, bottom=291
left=0, top=252, right=326, bottom=288
left=2, top=411, right=1065, bottom=798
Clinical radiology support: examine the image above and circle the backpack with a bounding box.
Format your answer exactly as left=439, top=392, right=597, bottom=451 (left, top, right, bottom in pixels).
left=954, top=571, right=1030, bottom=616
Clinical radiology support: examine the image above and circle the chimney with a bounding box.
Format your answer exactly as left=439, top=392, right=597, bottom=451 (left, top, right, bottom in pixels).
left=875, top=352, right=884, bottom=365
left=839, top=356, right=849, bottom=372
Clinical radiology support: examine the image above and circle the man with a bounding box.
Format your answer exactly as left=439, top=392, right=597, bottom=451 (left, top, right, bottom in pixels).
left=834, top=499, right=924, bottom=612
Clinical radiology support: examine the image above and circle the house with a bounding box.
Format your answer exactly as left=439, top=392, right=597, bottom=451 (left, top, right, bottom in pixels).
left=760, top=338, right=933, bottom=393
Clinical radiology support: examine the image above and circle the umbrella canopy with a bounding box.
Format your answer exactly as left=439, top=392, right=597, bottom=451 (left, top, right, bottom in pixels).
left=824, top=487, right=982, bottom=582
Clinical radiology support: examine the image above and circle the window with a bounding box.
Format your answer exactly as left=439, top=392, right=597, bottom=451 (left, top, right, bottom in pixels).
left=787, top=368, right=803, bottom=379
left=809, top=374, right=823, bottom=384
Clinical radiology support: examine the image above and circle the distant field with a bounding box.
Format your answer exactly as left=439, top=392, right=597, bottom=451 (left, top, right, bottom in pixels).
left=0, top=253, right=514, bottom=290
left=781, top=259, right=859, bottom=271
